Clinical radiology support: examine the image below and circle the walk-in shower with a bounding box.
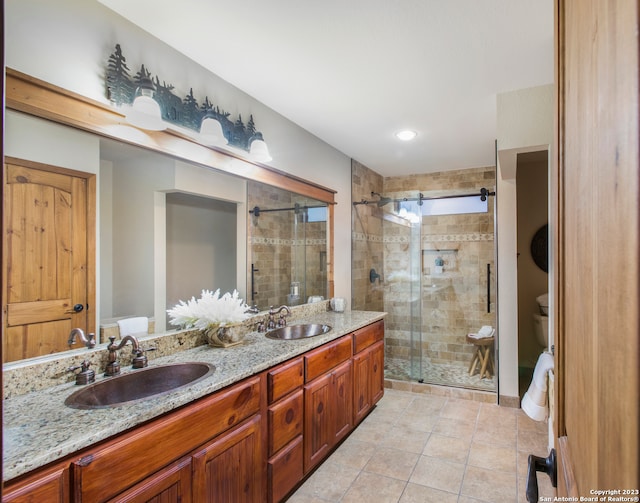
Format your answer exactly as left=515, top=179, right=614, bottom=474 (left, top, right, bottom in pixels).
left=352, top=180, right=497, bottom=392
left=248, top=181, right=328, bottom=310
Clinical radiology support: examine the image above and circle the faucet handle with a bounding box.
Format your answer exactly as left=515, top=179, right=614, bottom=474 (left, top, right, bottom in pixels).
left=68, top=360, right=96, bottom=385
left=132, top=347, right=156, bottom=369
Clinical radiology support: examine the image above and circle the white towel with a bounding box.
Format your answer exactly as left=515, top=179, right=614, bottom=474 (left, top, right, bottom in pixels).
left=522, top=351, right=555, bottom=421
left=117, top=316, right=149, bottom=337
left=468, top=326, right=495, bottom=339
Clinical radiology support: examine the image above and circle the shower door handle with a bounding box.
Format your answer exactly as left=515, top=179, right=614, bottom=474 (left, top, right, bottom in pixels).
left=486, top=264, right=491, bottom=313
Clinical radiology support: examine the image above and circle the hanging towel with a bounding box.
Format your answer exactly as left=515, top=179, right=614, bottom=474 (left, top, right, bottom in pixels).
left=468, top=326, right=495, bottom=339
left=117, top=316, right=149, bottom=337
left=521, top=351, right=555, bottom=421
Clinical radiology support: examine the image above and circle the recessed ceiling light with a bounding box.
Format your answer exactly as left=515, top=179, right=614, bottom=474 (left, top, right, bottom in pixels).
left=395, top=130, right=417, bottom=141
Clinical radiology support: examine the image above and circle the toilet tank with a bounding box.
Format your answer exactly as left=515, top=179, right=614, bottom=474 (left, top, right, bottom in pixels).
left=536, top=293, right=549, bottom=315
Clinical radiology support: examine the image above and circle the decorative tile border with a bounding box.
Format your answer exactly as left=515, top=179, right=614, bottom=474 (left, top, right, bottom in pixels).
left=352, top=232, right=494, bottom=244
left=249, top=237, right=326, bottom=246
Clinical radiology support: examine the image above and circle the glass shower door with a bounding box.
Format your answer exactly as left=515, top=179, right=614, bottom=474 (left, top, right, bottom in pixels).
left=380, top=196, right=423, bottom=381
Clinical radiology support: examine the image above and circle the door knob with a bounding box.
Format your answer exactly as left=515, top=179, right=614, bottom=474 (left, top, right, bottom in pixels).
left=526, top=448, right=557, bottom=502
left=66, top=303, right=84, bottom=314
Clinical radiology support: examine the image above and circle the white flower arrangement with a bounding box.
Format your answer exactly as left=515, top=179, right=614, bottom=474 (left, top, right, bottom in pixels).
left=167, top=289, right=250, bottom=330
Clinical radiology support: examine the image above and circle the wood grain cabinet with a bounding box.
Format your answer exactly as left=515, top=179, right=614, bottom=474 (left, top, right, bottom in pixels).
left=72, top=376, right=262, bottom=503
left=353, top=321, right=385, bottom=425
left=3, top=320, right=386, bottom=503
left=2, top=463, right=69, bottom=503
left=266, top=357, right=304, bottom=503
left=303, top=336, right=354, bottom=474
left=105, top=457, right=192, bottom=503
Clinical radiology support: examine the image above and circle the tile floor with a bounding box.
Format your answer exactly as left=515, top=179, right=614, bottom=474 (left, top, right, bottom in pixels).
left=288, top=388, right=555, bottom=502
left=385, top=356, right=497, bottom=392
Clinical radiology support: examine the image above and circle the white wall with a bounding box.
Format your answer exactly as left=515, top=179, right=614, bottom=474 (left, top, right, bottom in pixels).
left=496, top=84, right=554, bottom=401
left=5, top=0, right=353, bottom=301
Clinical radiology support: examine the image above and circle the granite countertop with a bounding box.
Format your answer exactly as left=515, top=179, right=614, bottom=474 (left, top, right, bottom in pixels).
left=3, top=310, right=385, bottom=481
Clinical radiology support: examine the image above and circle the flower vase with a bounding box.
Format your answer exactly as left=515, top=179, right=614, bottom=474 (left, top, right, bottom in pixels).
left=205, top=323, right=245, bottom=348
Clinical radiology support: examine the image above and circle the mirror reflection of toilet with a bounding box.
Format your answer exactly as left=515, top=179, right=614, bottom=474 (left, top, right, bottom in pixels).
left=533, top=293, right=549, bottom=348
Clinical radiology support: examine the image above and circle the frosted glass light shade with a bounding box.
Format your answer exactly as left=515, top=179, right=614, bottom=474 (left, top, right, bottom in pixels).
left=249, top=139, right=272, bottom=162
left=125, top=95, right=166, bottom=131
left=200, top=117, right=228, bottom=145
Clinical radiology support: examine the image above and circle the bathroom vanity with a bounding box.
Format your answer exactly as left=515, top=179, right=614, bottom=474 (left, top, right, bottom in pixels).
left=2, top=311, right=385, bottom=503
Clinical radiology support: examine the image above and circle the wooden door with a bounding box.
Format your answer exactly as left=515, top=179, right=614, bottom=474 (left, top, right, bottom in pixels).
left=192, top=415, right=263, bottom=503
left=3, top=158, right=95, bottom=361
left=554, top=0, right=639, bottom=494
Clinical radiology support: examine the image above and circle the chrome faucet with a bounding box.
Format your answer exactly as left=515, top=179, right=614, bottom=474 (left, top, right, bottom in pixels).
left=105, top=335, right=142, bottom=376
left=268, top=305, right=291, bottom=329
left=68, top=328, right=96, bottom=349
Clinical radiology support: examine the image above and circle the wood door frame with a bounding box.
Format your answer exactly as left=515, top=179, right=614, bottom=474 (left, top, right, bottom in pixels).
left=554, top=0, right=639, bottom=494
left=3, top=156, right=97, bottom=346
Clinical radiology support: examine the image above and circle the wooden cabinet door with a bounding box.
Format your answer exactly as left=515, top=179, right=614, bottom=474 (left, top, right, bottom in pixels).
left=555, top=0, right=639, bottom=494
left=303, top=372, right=333, bottom=473
left=353, top=349, right=371, bottom=425
left=2, top=464, right=69, bottom=503
left=106, top=458, right=191, bottom=503
left=267, top=436, right=303, bottom=503
left=369, top=340, right=384, bottom=405
left=192, top=415, right=263, bottom=503
left=332, top=359, right=353, bottom=444
left=3, top=158, right=94, bottom=362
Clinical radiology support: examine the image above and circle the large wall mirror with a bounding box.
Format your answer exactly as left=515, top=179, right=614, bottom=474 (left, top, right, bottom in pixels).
left=3, top=70, right=333, bottom=365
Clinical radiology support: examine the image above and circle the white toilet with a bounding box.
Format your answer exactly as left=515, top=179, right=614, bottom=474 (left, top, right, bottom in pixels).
left=533, top=293, right=549, bottom=348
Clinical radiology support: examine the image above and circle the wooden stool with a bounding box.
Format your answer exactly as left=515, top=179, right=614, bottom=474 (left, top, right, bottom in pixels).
left=467, top=335, right=495, bottom=379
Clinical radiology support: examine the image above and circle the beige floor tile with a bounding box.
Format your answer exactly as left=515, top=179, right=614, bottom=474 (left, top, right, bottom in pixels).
left=326, top=437, right=377, bottom=470
left=478, top=403, right=518, bottom=430
left=432, top=417, right=476, bottom=441
left=286, top=494, right=332, bottom=503
left=460, top=465, right=517, bottom=503
left=468, top=441, right=517, bottom=473
left=363, top=446, right=420, bottom=481
left=398, top=482, right=459, bottom=503
left=294, top=461, right=360, bottom=501
left=423, top=434, right=470, bottom=463
left=440, top=399, right=481, bottom=423
left=473, top=422, right=517, bottom=448
left=517, top=410, right=549, bottom=434
left=409, top=456, right=465, bottom=494
left=376, top=389, right=416, bottom=411
left=405, top=395, right=447, bottom=415
left=349, top=415, right=397, bottom=444
left=394, top=411, right=440, bottom=433
left=382, top=424, right=432, bottom=454
left=341, top=471, right=407, bottom=503
left=517, top=428, right=549, bottom=455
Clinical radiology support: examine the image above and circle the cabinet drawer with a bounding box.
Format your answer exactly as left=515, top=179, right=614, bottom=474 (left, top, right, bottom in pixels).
left=73, top=376, right=261, bottom=503
left=268, top=389, right=303, bottom=456
left=353, top=320, right=384, bottom=354
left=268, top=436, right=303, bottom=503
left=268, top=357, right=303, bottom=403
left=305, top=336, right=352, bottom=382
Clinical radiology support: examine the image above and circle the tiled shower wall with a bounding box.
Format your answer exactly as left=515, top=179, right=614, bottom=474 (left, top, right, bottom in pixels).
left=351, top=159, right=384, bottom=312
left=248, top=182, right=327, bottom=310
left=385, top=167, right=496, bottom=368
left=352, top=162, right=496, bottom=380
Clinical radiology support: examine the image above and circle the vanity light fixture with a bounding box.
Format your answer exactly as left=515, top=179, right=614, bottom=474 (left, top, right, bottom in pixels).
left=125, top=75, right=166, bottom=131
left=395, top=129, right=417, bottom=141
left=107, top=45, right=272, bottom=160
left=200, top=115, right=228, bottom=146
left=249, top=138, right=272, bottom=163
